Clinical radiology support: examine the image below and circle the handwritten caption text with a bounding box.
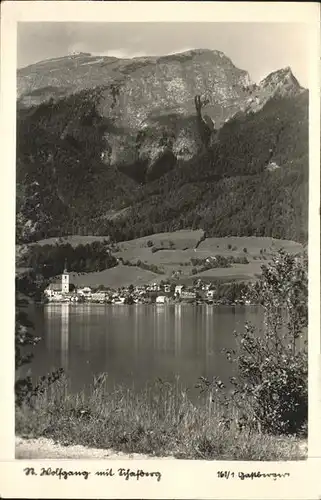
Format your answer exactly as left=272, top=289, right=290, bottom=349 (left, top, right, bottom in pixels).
left=23, top=467, right=162, bottom=482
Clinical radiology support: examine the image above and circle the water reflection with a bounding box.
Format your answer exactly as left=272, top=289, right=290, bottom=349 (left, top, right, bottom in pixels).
left=134, top=306, right=139, bottom=354
left=60, top=303, right=69, bottom=370
left=205, top=306, right=213, bottom=371
left=45, top=305, right=57, bottom=351
left=34, top=304, right=264, bottom=398
left=174, top=304, right=182, bottom=357
left=44, top=303, right=70, bottom=370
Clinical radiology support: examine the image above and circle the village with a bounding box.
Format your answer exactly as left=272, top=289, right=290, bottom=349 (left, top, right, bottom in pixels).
left=44, top=267, right=251, bottom=305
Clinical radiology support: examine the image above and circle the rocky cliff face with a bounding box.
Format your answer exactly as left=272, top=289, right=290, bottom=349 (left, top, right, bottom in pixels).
left=17, top=49, right=305, bottom=183
left=18, top=49, right=251, bottom=119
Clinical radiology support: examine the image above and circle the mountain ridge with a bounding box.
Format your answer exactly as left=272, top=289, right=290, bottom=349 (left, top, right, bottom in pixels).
left=17, top=49, right=304, bottom=121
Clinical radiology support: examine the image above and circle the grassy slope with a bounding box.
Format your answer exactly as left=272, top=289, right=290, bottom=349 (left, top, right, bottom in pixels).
left=117, top=229, right=205, bottom=251
left=113, top=233, right=303, bottom=285
left=183, top=264, right=264, bottom=284
left=28, top=232, right=304, bottom=288
left=197, top=236, right=303, bottom=253
left=69, top=264, right=161, bottom=288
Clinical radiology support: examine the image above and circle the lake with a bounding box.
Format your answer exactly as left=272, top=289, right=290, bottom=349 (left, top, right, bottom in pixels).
left=28, top=303, right=264, bottom=399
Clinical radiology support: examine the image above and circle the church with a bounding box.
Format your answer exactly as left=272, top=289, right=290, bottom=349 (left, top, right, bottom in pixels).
left=44, top=265, right=74, bottom=300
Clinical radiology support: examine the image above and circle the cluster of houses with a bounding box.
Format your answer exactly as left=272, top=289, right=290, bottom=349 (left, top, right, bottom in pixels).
left=44, top=268, right=218, bottom=305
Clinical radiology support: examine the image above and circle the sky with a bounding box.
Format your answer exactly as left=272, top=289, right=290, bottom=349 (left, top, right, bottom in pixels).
left=17, top=22, right=310, bottom=87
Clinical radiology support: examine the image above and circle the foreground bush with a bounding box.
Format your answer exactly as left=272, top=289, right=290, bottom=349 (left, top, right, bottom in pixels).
left=16, top=374, right=306, bottom=461
left=198, top=250, right=308, bottom=436
left=15, top=274, right=64, bottom=406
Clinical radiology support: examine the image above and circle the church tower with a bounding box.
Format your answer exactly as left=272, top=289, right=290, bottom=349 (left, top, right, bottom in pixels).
left=62, top=260, right=69, bottom=294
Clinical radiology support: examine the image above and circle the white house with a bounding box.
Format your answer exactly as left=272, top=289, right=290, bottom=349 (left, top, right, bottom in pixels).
left=52, top=293, right=64, bottom=302
left=91, top=292, right=106, bottom=303
left=156, top=295, right=168, bottom=304
left=77, top=286, right=92, bottom=297
left=174, top=285, right=184, bottom=296
left=113, top=297, right=126, bottom=304
left=181, top=290, right=196, bottom=300
left=44, top=283, right=62, bottom=298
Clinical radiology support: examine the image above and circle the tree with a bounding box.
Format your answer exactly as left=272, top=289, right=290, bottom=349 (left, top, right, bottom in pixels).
left=15, top=291, right=41, bottom=404
left=249, top=250, right=308, bottom=354
left=15, top=273, right=63, bottom=406
left=197, top=250, right=308, bottom=436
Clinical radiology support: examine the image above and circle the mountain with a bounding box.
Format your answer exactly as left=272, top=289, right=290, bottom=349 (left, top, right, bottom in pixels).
left=16, top=49, right=308, bottom=244
left=17, top=50, right=305, bottom=180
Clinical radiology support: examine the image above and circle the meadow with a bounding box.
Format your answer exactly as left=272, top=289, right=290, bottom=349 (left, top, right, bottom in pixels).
left=59, top=232, right=303, bottom=288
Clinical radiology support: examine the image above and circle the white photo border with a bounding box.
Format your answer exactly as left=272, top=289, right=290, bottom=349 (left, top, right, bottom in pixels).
left=0, top=2, right=320, bottom=499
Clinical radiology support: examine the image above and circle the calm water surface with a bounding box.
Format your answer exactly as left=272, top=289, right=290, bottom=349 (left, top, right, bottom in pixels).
left=29, top=304, right=264, bottom=398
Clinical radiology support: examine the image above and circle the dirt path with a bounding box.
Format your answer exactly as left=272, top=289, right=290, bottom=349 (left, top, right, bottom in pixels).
left=15, top=436, right=173, bottom=460
left=16, top=436, right=307, bottom=460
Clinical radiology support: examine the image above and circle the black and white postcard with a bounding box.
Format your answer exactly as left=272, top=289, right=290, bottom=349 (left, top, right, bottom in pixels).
left=0, top=1, right=320, bottom=499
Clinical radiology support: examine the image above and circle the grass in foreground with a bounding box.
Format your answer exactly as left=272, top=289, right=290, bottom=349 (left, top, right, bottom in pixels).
left=16, top=374, right=306, bottom=461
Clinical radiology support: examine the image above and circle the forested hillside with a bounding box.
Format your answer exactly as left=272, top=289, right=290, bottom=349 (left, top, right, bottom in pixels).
left=16, top=88, right=308, bottom=244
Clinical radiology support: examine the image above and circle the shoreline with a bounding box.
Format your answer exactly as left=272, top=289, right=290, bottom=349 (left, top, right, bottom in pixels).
left=40, top=301, right=259, bottom=307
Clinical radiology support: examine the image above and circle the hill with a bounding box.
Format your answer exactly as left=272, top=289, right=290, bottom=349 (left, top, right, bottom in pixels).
left=17, top=232, right=304, bottom=289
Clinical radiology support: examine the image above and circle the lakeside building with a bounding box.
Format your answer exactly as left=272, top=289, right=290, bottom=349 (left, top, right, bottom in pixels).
left=77, top=286, right=92, bottom=298
left=45, top=282, right=64, bottom=299
left=156, top=295, right=168, bottom=304
left=175, top=285, right=184, bottom=296
left=180, top=290, right=197, bottom=300
left=113, top=297, right=126, bottom=305
left=91, top=292, right=107, bottom=303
